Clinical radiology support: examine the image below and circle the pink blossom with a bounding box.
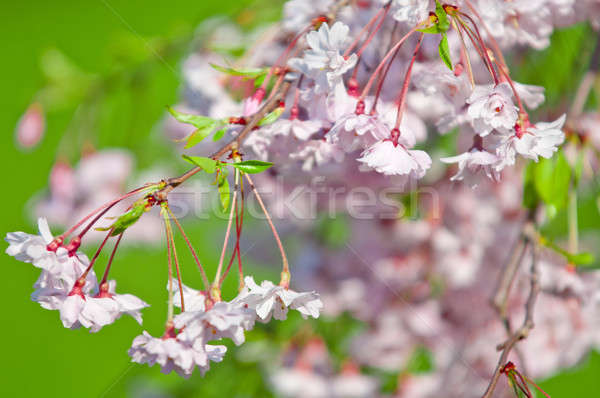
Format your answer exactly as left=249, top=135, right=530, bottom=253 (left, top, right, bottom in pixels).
left=441, top=147, right=499, bottom=188
left=174, top=301, right=255, bottom=347
left=15, top=103, right=45, bottom=149
left=240, top=276, right=323, bottom=321
left=128, top=331, right=227, bottom=378
left=358, top=139, right=431, bottom=178
left=467, top=83, right=518, bottom=136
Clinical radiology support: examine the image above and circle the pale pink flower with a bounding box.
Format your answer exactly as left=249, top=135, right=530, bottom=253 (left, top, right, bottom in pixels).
left=174, top=301, right=256, bottom=347
left=494, top=114, right=566, bottom=170
left=5, top=218, right=62, bottom=273
left=288, top=22, right=357, bottom=94
left=240, top=276, right=323, bottom=321
left=467, top=83, right=518, bottom=136
left=169, top=279, right=207, bottom=312
left=392, top=0, right=429, bottom=26
left=358, top=139, right=431, bottom=178
left=326, top=112, right=389, bottom=152
left=128, top=331, right=227, bottom=378
left=441, top=147, right=499, bottom=188
left=15, top=103, right=45, bottom=149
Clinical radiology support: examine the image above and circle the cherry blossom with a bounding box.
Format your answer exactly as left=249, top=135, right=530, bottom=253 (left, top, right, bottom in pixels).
left=288, top=22, right=357, bottom=94
left=358, top=139, right=431, bottom=178
left=392, top=0, right=430, bottom=26
left=240, top=276, right=323, bottom=321
left=174, top=301, right=256, bottom=347
left=494, top=114, right=566, bottom=171
left=467, top=83, right=519, bottom=136
left=128, top=330, right=227, bottom=378
left=441, top=147, right=500, bottom=188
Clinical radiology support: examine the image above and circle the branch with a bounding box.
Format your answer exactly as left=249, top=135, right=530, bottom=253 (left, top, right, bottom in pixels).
left=482, top=223, right=541, bottom=398
left=153, top=80, right=291, bottom=202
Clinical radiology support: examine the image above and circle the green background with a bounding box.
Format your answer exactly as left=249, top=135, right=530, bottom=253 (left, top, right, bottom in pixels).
left=1, top=1, right=599, bottom=396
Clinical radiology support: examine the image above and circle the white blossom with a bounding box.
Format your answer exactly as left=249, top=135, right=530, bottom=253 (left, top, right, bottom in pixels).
left=288, top=22, right=357, bottom=94
left=128, top=331, right=227, bottom=378
left=358, top=139, right=431, bottom=178
left=467, top=83, right=518, bottom=136
left=174, top=301, right=256, bottom=347
left=239, top=276, right=323, bottom=321
left=441, top=147, right=499, bottom=188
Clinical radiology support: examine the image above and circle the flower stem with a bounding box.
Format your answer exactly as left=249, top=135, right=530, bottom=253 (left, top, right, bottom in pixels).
left=214, top=169, right=239, bottom=290
left=100, top=232, right=124, bottom=285
left=394, top=32, right=424, bottom=130
left=244, top=173, right=289, bottom=286
left=167, top=207, right=210, bottom=292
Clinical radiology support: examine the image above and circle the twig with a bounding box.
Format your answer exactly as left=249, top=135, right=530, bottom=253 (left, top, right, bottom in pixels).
left=482, top=224, right=541, bottom=398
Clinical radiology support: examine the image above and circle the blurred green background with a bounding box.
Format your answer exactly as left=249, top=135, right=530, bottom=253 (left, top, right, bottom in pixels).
left=1, top=1, right=599, bottom=397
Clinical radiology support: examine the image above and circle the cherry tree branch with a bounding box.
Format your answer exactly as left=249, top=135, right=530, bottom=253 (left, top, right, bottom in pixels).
left=483, top=222, right=541, bottom=398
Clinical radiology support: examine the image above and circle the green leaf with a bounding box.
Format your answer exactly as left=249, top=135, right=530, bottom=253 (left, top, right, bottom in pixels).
left=217, top=173, right=230, bottom=211
left=315, top=214, right=350, bottom=250
left=416, top=1, right=449, bottom=34
left=522, top=161, right=539, bottom=210
left=257, top=107, right=283, bottom=126
left=210, top=63, right=269, bottom=79
left=406, top=345, right=435, bottom=374
left=166, top=105, right=216, bottom=128
left=96, top=197, right=150, bottom=236
left=533, top=150, right=571, bottom=214
left=232, top=160, right=274, bottom=174
left=567, top=252, right=595, bottom=265
left=182, top=155, right=217, bottom=173
left=213, top=127, right=226, bottom=141
left=417, top=25, right=443, bottom=34
left=438, top=33, right=453, bottom=70
left=180, top=123, right=217, bottom=148
left=435, top=0, right=450, bottom=32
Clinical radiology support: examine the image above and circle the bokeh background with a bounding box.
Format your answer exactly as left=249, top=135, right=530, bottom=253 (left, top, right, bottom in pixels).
left=1, top=1, right=599, bottom=396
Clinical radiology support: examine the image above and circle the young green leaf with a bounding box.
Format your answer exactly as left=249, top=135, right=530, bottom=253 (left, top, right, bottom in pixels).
left=438, top=33, right=453, bottom=70
left=257, top=107, right=284, bottom=126
left=567, top=252, right=595, bottom=266
left=210, top=63, right=270, bottom=79
left=182, top=155, right=217, bottom=173
left=533, top=150, right=571, bottom=214
left=213, top=127, right=227, bottom=141
left=435, top=0, right=450, bottom=32
left=182, top=123, right=218, bottom=148
left=217, top=174, right=230, bottom=211
left=96, top=197, right=151, bottom=236
left=232, top=160, right=274, bottom=174
left=166, top=105, right=217, bottom=128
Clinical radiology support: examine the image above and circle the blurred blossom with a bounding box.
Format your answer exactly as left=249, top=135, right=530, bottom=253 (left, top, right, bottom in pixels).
left=15, top=102, right=45, bottom=149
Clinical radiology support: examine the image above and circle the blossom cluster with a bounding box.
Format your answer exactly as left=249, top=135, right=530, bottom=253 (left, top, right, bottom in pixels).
left=162, top=0, right=600, bottom=396
left=5, top=219, right=323, bottom=378
left=8, top=0, right=600, bottom=396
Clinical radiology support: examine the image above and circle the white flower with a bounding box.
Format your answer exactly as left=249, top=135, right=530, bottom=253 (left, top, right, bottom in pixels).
left=441, top=147, right=499, bottom=188
left=392, top=0, right=430, bottom=26
left=494, top=114, right=566, bottom=171
left=174, top=301, right=256, bottom=347
left=102, top=280, right=149, bottom=325
left=128, top=331, right=227, bottom=378
left=467, top=83, right=518, bottom=136
left=289, top=139, right=345, bottom=171
left=169, top=279, right=207, bottom=312
left=5, top=218, right=63, bottom=273
left=326, top=112, right=389, bottom=152
left=358, top=139, right=431, bottom=178
left=59, top=293, right=120, bottom=332
left=240, top=276, right=323, bottom=321
left=288, top=22, right=357, bottom=94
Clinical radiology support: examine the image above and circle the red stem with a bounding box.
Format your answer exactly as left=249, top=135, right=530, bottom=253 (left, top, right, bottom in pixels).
left=100, top=232, right=124, bottom=285
left=395, top=32, right=425, bottom=130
